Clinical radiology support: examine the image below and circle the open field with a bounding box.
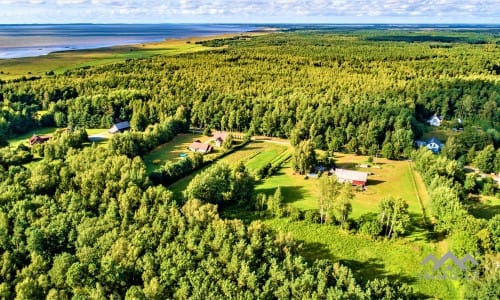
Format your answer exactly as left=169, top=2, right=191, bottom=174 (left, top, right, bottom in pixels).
left=0, top=33, right=263, bottom=80
left=168, top=141, right=289, bottom=199
left=467, top=195, right=500, bottom=220
left=421, top=126, right=459, bottom=142
left=143, top=133, right=210, bottom=172
left=256, top=153, right=429, bottom=222
left=7, top=127, right=57, bottom=147
left=262, top=218, right=458, bottom=299
left=7, top=127, right=111, bottom=148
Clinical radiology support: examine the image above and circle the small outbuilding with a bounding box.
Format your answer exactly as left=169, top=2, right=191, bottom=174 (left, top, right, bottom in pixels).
left=189, top=141, right=213, bottom=154
left=28, top=135, right=50, bottom=146
left=334, top=168, right=368, bottom=187
left=109, top=121, right=130, bottom=134
left=214, top=131, right=228, bottom=147
left=427, top=114, right=442, bottom=127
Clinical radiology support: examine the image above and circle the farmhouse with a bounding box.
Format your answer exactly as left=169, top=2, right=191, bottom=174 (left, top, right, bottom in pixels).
left=214, top=131, right=228, bottom=147
left=426, top=137, right=443, bottom=153
left=108, top=121, right=130, bottom=134
left=427, top=114, right=442, bottom=127
left=334, top=168, right=368, bottom=187
left=189, top=141, right=213, bottom=154
left=28, top=135, right=50, bottom=146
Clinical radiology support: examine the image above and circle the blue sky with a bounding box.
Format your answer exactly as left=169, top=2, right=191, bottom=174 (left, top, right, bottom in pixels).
left=0, top=0, right=498, bottom=24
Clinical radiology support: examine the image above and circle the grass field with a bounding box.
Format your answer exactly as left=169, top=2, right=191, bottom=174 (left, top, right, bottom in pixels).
left=467, top=195, right=500, bottom=220
left=256, top=154, right=429, bottom=220
left=421, top=126, right=459, bottom=142
left=143, top=133, right=209, bottom=172
left=7, top=127, right=57, bottom=147
left=262, top=218, right=458, bottom=299
left=0, top=33, right=260, bottom=80
left=8, top=127, right=110, bottom=149
left=168, top=141, right=289, bottom=199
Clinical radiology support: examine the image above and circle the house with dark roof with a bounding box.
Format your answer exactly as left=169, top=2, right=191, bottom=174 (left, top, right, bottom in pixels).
left=334, top=168, right=368, bottom=187
left=108, top=121, right=130, bottom=134
left=189, top=141, right=213, bottom=154
left=28, top=135, right=50, bottom=146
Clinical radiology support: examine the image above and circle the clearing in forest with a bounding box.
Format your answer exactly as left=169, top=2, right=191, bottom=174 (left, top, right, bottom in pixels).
left=168, top=141, right=289, bottom=199
left=256, top=153, right=431, bottom=229
left=143, top=133, right=210, bottom=172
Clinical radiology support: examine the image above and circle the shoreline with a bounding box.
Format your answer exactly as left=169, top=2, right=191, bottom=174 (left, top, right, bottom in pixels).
left=0, top=29, right=275, bottom=80
left=0, top=30, right=266, bottom=60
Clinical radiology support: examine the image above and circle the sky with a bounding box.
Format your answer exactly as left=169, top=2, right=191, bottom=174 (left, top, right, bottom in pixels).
left=0, top=0, right=498, bottom=24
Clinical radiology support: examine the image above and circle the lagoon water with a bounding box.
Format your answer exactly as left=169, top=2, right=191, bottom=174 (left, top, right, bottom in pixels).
left=0, top=24, right=258, bottom=59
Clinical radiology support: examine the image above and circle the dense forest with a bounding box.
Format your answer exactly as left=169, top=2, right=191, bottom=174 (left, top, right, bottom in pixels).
left=1, top=30, right=499, bottom=156
left=0, top=29, right=499, bottom=298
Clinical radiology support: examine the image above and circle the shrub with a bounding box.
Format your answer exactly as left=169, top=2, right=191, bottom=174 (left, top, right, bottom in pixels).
left=284, top=206, right=302, bottom=221
left=304, top=210, right=320, bottom=224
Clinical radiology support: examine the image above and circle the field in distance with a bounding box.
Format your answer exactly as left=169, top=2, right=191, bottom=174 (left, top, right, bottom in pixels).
left=0, top=33, right=259, bottom=80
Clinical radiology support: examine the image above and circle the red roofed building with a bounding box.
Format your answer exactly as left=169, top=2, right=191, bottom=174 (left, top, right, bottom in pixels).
left=28, top=135, right=50, bottom=146
left=334, top=168, right=368, bottom=187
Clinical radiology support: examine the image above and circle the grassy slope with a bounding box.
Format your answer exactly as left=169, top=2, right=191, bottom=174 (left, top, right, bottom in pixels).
left=262, top=218, right=458, bottom=299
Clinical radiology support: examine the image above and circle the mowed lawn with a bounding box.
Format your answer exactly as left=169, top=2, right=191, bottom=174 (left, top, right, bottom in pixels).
left=7, top=127, right=57, bottom=147
left=168, top=141, right=289, bottom=199
left=143, top=133, right=209, bottom=172
left=256, top=153, right=429, bottom=224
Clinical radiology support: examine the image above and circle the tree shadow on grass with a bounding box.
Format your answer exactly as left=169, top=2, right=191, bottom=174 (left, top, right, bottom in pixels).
left=341, top=258, right=430, bottom=298
left=406, top=212, right=434, bottom=242
left=366, top=179, right=385, bottom=186
left=464, top=197, right=500, bottom=220
left=299, top=241, right=334, bottom=262
left=256, top=186, right=309, bottom=205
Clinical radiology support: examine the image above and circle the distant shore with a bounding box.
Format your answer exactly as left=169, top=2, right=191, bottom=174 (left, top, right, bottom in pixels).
left=0, top=29, right=275, bottom=80
left=0, top=24, right=267, bottom=60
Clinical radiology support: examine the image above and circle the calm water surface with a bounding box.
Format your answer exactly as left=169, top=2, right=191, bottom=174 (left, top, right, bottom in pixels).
left=0, top=24, right=258, bottom=59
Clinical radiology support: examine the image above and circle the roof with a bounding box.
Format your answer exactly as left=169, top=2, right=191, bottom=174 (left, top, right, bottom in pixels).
left=213, top=131, right=228, bottom=140
left=114, top=121, right=130, bottom=130
left=427, top=137, right=442, bottom=146
left=334, top=168, right=368, bottom=183
left=109, top=121, right=130, bottom=133
left=189, top=141, right=212, bottom=152
left=28, top=135, right=50, bottom=145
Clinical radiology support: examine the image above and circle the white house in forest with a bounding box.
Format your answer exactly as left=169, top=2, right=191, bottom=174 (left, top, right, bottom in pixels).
left=427, top=114, right=442, bottom=127
left=425, top=137, right=443, bottom=153
left=415, top=137, right=444, bottom=154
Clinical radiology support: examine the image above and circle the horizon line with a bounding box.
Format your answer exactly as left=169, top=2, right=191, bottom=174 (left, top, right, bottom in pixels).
left=0, top=22, right=499, bottom=26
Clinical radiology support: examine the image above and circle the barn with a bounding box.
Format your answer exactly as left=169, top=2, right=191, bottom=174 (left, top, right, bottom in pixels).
left=333, top=168, right=368, bottom=187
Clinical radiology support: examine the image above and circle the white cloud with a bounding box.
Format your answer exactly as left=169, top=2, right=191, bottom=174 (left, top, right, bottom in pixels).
left=0, top=0, right=498, bottom=23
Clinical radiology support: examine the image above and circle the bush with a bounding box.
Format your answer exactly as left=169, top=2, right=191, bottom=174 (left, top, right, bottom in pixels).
left=357, top=213, right=382, bottom=237
left=304, top=210, right=320, bottom=224
left=285, top=206, right=302, bottom=222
